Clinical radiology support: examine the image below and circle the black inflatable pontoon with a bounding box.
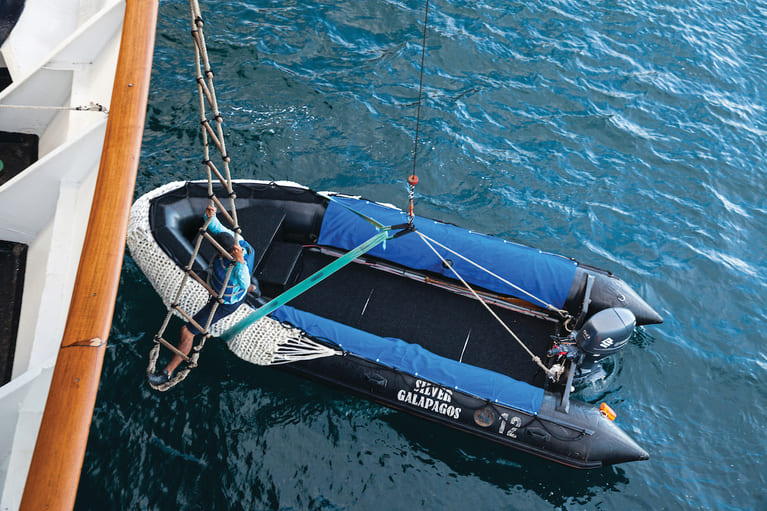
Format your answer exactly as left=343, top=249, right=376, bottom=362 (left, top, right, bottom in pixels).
left=130, top=180, right=661, bottom=468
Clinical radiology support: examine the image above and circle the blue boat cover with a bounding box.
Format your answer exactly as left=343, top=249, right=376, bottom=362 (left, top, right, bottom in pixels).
left=271, top=305, right=544, bottom=415
left=317, top=196, right=577, bottom=308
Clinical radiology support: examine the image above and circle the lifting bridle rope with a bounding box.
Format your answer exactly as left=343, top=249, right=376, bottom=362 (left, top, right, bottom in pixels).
left=416, top=231, right=570, bottom=319
left=416, top=231, right=564, bottom=380
left=402, top=1, right=567, bottom=378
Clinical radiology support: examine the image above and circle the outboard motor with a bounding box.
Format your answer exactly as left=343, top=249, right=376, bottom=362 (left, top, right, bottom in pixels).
left=550, top=308, right=637, bottom=386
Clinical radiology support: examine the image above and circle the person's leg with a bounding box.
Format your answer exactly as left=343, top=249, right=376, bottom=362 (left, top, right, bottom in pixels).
left=165, top=325, right=195, bottom=375
left=148, top=298, right=243, bottom=385
left=149, top=301, right=210, bottom=383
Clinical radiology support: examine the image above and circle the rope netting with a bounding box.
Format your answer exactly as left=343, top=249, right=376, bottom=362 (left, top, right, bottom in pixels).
left=141, top=1, right=339, bottom=391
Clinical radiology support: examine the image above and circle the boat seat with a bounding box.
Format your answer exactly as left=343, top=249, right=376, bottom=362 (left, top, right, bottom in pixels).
left=235, top=205, right=286, bottom=269
left=256, top=241, right=303, bottom=295
left=154, top=197, right=290, bottom=289
left=152, top=195, right=209, bottom=273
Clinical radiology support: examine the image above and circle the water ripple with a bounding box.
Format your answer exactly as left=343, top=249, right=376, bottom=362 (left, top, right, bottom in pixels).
left=78, top=0, right=767, bottom=509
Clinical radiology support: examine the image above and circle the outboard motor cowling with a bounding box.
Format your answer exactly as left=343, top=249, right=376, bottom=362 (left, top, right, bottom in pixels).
left=576, top=307, right=636, bottom=357
left=550, top=307, right=637, bottom=386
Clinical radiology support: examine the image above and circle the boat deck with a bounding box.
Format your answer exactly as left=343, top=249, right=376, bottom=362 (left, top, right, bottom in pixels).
left=151, top=184, right=559, bottom=390
left=284, top=250, right=556, bottom=389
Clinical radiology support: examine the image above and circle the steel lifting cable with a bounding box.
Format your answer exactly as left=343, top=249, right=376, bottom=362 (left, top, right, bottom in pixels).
left=402, top=1, right=564, bottom=379
left=406, top=0, right=430, bottom=224
left=147, top=0, right=242, bottom=390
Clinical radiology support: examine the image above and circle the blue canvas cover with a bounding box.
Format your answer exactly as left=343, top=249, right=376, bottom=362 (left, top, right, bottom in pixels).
left=317, top=196, right=577, bottom=308
left=271, top=306, right=545, bottom=416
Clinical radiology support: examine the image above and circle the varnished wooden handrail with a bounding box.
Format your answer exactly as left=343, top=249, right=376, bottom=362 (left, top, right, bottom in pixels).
left=20, top=1, right=158, bottom=509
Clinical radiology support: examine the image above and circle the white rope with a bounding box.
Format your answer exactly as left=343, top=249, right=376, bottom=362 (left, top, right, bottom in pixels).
left=416, top=230, right=560, bottom=379
left=416, top=230, right=568, bottom=317
left=0, top=102, right=108, bottom=113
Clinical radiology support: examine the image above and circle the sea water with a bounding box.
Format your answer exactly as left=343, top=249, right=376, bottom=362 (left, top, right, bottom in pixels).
left=76, top=0, right=766, bottom=509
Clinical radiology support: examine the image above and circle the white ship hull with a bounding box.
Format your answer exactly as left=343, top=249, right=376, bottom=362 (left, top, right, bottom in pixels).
left=0, top=1, right=157, bottom=509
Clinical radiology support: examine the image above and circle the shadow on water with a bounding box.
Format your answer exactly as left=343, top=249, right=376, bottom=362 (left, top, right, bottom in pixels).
left=216, top=347, right=634, bottom=509
left=76, top=257, right=637, bottom=510
left=378, top=411, right=631, bottom=508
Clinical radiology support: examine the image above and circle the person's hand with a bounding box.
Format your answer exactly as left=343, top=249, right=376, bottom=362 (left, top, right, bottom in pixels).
left=231, top=244, right=245, bottom=264
left=205, top=204, right=217, bottom=218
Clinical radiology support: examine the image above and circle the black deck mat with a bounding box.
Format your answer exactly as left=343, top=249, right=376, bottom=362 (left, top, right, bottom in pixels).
left=287, top=251, right=555, bottom=388
left=0, top=240, right=27, bottom=385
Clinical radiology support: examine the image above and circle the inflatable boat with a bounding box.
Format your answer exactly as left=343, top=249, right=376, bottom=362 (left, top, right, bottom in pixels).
left=127, top=180, right=661, bottom=468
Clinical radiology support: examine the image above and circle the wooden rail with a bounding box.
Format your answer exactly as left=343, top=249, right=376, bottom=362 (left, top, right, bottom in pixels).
left=19, top=1, right=158, bottom=509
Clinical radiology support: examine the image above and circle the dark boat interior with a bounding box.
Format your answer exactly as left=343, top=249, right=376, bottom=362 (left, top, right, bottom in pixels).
left=151, top=182, right=562, bottom=390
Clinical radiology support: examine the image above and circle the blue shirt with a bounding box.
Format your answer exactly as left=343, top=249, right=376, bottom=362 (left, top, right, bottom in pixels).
left=206, top=214, right=254, bottom=304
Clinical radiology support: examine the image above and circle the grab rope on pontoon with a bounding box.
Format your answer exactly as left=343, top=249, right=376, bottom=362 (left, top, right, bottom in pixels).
left=400, top=0, right=567, bottom=379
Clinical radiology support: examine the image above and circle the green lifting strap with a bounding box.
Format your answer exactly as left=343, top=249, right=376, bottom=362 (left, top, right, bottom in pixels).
left=220, top=227, right=394, bottom=342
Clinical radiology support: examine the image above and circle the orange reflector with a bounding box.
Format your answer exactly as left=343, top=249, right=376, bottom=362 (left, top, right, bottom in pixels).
left=600, top=402, right=617, bottom=421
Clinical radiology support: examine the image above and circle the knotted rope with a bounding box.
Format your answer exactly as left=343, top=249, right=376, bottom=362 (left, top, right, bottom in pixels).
left=144, top=1, right=344, bottom=390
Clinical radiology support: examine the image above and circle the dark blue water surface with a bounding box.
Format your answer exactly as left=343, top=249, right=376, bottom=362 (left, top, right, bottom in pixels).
left=76, top=0, right=766, bottom=509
